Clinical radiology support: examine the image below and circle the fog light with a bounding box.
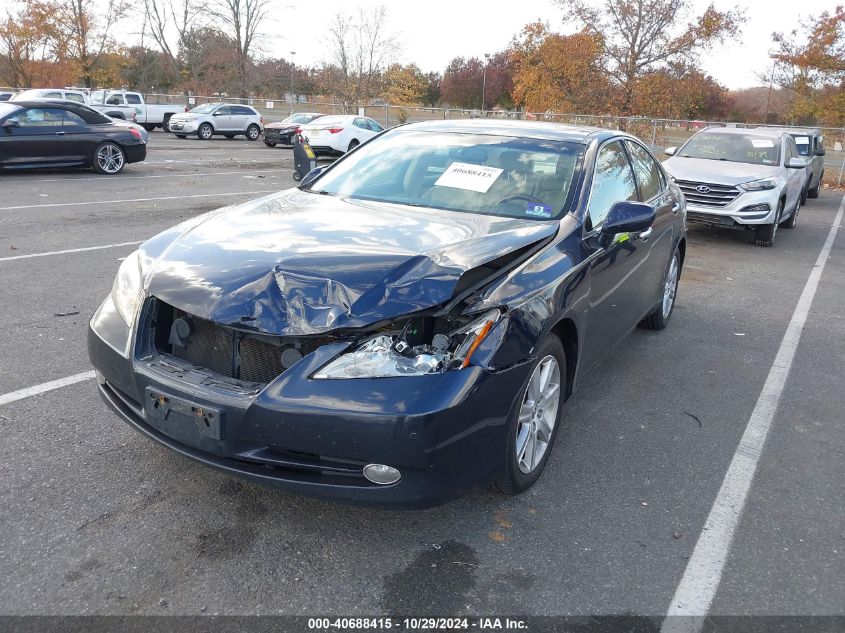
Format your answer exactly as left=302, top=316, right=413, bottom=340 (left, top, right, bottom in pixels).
left=363, top=464, right=401, bottom=485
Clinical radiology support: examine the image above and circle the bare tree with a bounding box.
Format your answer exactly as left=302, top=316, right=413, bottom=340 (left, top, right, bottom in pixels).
left=556, top=0, right=743, bottom=114
left=141, top=0, right=203, bottom=76
left=325, top=5, right=399, bottom=110
left=208, top=0, right=270, bottom=96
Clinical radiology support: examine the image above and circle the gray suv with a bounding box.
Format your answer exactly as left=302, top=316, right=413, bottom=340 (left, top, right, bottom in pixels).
left=758, top=127, right=825, bottom=200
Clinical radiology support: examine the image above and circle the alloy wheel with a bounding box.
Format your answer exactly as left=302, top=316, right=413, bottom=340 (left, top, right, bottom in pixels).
left=97, top=144, right=124, bottom=174
left=516, top=355, right=561, bottom=474
left=662, top=253, right=679, bottom=319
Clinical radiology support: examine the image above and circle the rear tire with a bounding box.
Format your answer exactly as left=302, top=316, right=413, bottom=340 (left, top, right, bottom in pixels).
left=142, top=123, right=155, bottom=132
left=264, top=141, right=277, bottom=147
left=347, top=139, right=359, bottom=152
left=197, top=123, right=213, bottom=140
left=246, top=124, right=260, bottom=141
left=494, top=335, right=566, bottom=496
left=640, top=245, right=680, bottom=331
left=755, top=200, right=782, bottom=247
left=92, top=141, right=126, bottom=175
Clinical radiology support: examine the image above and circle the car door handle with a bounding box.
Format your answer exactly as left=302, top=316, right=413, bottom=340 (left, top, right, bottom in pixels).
left=640, top=227, right=654, bottom=242
left=55, top=130, right=65, bottom=136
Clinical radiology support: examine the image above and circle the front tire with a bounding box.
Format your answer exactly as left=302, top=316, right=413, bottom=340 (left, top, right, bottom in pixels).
left=494, top=335, right=566, bottom=495
left=92, top=142, right=125, bottom=175
left=264, top=141, right=277, bottom=147
left=162, top=116, right=172, bottom=133
left=197, top=123, right=214, bottom=140
left=755, top=200, right=782, bottom=247
left=640, top=246, right=680, bottom=331
left=246, top=124, right=260, bottom=141
left=808, top=172, right=822, bottom=199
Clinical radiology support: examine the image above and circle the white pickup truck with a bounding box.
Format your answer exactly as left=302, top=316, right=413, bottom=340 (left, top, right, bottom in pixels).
left=88, top=90, right=187, bottom=132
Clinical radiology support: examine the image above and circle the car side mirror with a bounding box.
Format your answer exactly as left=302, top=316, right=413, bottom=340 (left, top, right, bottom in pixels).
left=299, top=166, right=327, bottom=188
left=786, top=157, right=808, bottom=169
left=601, top=201, right=656, bottom=237
left=212, top=112, right=223, bottom=116
left=664, top=146, right=677, bottom=156
left=815, top=148, right=826, bottom=156
left=2, top=118, right=19, bottom=128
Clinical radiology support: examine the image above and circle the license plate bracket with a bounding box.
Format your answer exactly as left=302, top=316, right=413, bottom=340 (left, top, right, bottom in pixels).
left=144, top=387, right=223, bottom=441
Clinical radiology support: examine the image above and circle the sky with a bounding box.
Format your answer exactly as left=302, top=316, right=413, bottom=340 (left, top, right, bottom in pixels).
left=269, top=0, right=835, bottom=90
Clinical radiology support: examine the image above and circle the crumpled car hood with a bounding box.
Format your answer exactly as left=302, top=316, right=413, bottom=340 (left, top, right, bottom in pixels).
left=140, top=190, right=559, bottom=335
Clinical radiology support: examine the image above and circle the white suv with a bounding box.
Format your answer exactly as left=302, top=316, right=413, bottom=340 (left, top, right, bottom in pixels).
left=663, top=127, right=808, bottom=247
left=168, top=103, right=263, bottom=140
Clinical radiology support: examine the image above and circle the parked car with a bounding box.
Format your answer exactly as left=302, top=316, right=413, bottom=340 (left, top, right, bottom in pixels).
left=757, top=127, right=825, bottom=200
left=263, top=112, right=326, bottom=147
left=167, top=103, right=263, bottom=140
left=664, top=127, right=807, bottom=246
left=299, top=114, right=384, bottom=156
left=88, top=119, right=686, bottom=508
left=0, top=100, right=146, bottom=174
left=88, top=90, right=187, bottom=132
left=11, top=88, right=138, bottom=121
left=0, top=92, right=14, bottom=101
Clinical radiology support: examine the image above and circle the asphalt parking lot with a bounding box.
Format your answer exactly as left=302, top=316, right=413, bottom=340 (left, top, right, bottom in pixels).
left=0, top=132, right=843, bottom=620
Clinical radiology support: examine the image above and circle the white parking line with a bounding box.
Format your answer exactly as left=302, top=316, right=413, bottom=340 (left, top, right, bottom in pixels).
left=0, top=190, right=276, bottom=211
left=0, top=169, right=288, bottom=184
left=0, top=241, right=143, bottom=262
left=661, top=194, right=845, bottom=633
left=0, top=371, right=95, bottom=406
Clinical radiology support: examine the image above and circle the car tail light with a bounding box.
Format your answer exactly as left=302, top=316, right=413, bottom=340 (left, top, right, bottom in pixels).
left=184, top=106, right=189, bottom=112
left=328, top=127, right=344, bottom=134
left=129, top=128, right=143, bottom=140
left=294, top=127, right=301, bottom=135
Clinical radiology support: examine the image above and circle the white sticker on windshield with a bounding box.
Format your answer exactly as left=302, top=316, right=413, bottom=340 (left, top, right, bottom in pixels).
left=751, top=139, right=775, bottom=148
left=794, top=136, right=810, bottom=145
left=434, top=162, right=503, bottom=193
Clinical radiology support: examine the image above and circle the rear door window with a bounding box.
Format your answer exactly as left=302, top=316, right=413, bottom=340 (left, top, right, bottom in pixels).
left=125, top=93, right=143, bottom=104
left=64, top=92, right=85, bottom=103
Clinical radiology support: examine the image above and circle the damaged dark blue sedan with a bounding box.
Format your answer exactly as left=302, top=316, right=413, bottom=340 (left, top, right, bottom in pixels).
left=88, top=119, right=686, bottom=508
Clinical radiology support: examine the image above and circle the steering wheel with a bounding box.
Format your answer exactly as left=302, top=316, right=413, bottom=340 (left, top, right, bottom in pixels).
left=495, top=193, right=546, bottom=207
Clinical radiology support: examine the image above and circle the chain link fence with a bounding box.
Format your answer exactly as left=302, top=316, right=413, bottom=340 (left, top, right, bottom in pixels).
left=3, top=86, right=844, bottom=187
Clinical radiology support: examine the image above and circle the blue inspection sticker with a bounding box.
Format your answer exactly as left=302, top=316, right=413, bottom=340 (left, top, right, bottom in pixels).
left=526, top=202, right=553, bottom=218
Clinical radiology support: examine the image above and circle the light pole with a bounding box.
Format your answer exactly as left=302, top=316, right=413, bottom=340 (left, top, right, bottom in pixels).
left=481, top=52, right=490, bottom=115
left=289, top=51, right=296, bottom=115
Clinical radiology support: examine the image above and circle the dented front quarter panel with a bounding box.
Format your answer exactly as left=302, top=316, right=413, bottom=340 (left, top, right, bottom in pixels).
left=468, top=214, right=590, bottom=373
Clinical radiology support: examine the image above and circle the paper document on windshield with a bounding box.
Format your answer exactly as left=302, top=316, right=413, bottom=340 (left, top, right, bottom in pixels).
left=435, top=162, right=504, bottom=193
left=751, top=139, right=775, bottom=148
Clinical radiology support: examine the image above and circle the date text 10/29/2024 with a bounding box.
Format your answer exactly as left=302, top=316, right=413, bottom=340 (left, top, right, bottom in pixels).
left=307, top=618, right=528, bottom=630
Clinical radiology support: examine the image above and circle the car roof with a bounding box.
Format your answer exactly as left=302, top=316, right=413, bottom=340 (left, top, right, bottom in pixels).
left=9, top=99, right=78, bottom=108
left=755, top=126, right=822, bottom=136
left=399, top=118, right=619, bottom=144
left=697, top=126, right=788, bottom=140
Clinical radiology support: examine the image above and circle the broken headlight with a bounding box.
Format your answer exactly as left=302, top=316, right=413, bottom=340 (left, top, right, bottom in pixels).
left=111, top=250, right=144, bottom=326
left=313, top=309, right=502, bottom=379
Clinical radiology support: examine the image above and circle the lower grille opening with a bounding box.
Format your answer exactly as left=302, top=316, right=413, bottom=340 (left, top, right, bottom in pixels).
left=151, top=301, right=334, bottom=386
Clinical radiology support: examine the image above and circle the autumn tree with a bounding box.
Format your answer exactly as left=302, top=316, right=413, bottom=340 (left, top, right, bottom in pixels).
left=772, top=6, right=845, bottom=125
left=555, top=0, right=743, bottom=115
left=383, top=63, right=427, bottom=105
left=509, top=21, right=610, bottom=114
left=50, top=0, right=129, bottom=87
left=324, top=5, right=399, bottom=110
left=631, top=63, right=730, bottom=119
left=440, top=53, right=512, bottom=109
left=0, top=0, right=56, bottom=87
left=141, top=0, right=203, bottom=78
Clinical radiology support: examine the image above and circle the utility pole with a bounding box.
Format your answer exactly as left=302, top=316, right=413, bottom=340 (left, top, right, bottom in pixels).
left=764, top=58, right=776, bottom=123
left=481, top=52, right=490, bottom=115
left=289, top=51, right=296, bottom=115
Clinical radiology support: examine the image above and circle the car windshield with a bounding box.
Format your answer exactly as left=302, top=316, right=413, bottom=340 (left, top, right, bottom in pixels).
left=190, top=103, right=218, bottom=114
left=679, top=132, right=780, bottom=166
left=309, top=130, right=583, bottom=220
left=791, top=135, right=811, bottom=156
left=284, top=113, right=320, bottom=124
